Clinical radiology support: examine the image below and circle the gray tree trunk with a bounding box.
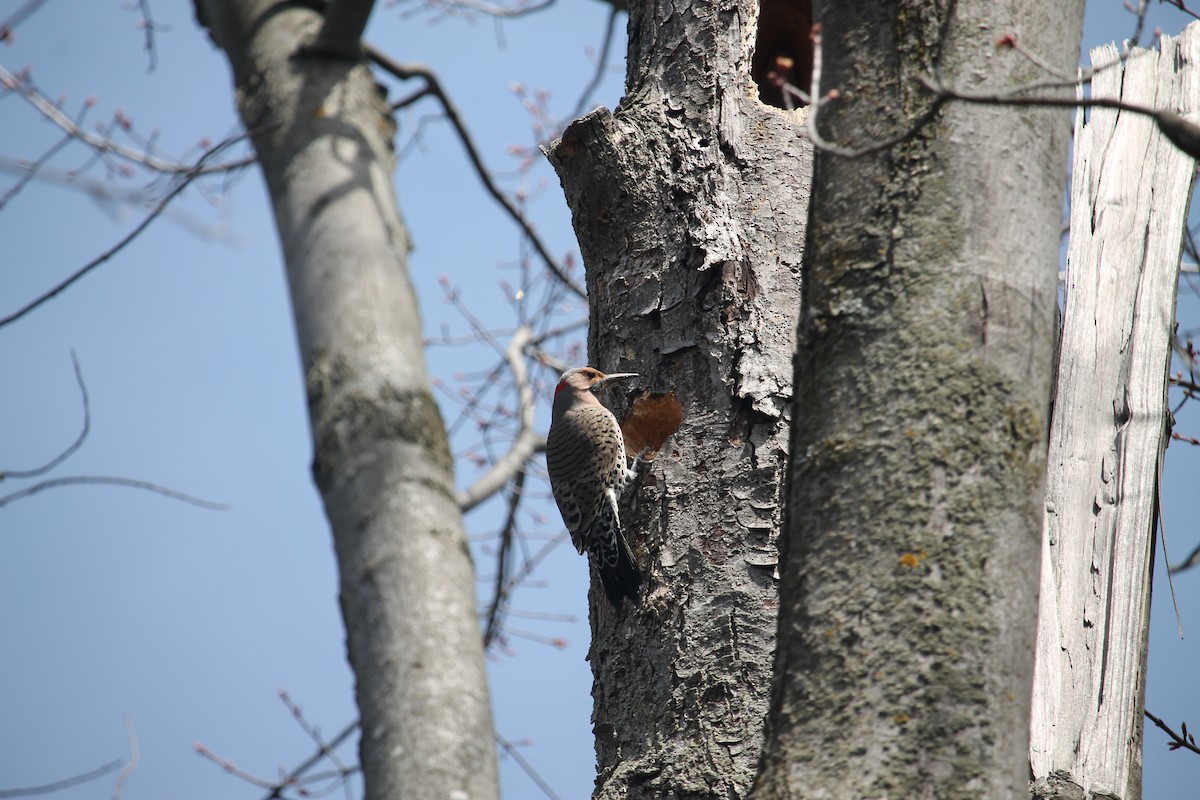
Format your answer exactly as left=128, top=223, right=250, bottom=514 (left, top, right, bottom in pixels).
left=544, top=0, right=812, bottom=795
left=1030, top=28, right=1198, bottom=800
left=754, top=2, right=1082, bottom=798
left=195, top=3, right=499, bottom=799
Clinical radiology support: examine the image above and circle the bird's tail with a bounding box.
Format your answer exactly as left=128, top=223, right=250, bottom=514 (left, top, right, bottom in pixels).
left=589, top=504, right=642, bottom=606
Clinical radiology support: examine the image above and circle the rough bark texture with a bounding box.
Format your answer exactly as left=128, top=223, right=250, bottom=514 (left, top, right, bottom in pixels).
left=755, top=2, right=1082, bottom=798
left=1030, top=29, right=1198, bottom=800
left=544, top=0, right=813, bottom=795
left=195, top=3, right=499, bottom=799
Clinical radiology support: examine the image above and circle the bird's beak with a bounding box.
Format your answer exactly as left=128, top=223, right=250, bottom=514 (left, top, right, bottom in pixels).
left=601, top=372, right=638, bottom=385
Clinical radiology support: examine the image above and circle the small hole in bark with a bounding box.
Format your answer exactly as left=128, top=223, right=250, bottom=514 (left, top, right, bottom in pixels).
left=597, top=208, right=611, bottom=223
left=751, top=0, right=813, bottom=109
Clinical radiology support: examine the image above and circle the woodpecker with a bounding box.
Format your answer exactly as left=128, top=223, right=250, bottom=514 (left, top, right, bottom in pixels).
left=546, top=367, right=642, bottom=606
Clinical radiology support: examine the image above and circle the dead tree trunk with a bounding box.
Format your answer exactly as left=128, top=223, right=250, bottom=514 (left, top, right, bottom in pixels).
left=195, top=3, right=499, bottom=799
left=755, top=2, right=1083, bottom=798
left=1030, top=27, right=1199, bottom=800
left=544, top=0, right=813, bottom=796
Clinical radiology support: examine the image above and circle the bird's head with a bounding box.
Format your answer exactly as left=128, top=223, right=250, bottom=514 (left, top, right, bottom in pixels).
left=554, top=367, right=638, bottom=400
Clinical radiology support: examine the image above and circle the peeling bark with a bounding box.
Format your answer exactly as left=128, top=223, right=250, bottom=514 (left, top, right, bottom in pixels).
left=546, top=0, right=812, bottom=795
left=1031, top=28, right=1199, bottom=800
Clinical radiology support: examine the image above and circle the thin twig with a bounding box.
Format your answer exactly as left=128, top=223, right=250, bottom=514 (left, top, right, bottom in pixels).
left=0, top=0, right=49, bottom=42
left=802, top=25, right=946, bottom=158
left=918, top=73, right=1157, bottom=115
left=458, top=326, right=547, bottom=511
left=0, top=130, right=72, bottom=210
left=495, top=733, right=563, bottom=800
left=131, top=0, right=171, bottom=73
left=0, top=130, right=254, bottom=329
left=1154, top=424, right=1183, bottom=638
left=1171, top=538, right=1200, bottom=573
left=0, top=760, right=123, bottom=799
left=1162, top=0, right=1200, bottom=22
left=0, top=476, right=227, bottom=510
left=112, top=717, right=140, bottom=800
left=483, top=468, right=526, bottom=647
left=256, top=721, right=360, bottom=800
left=0, top=156, right=253, bottom=241
left=2, top=352, right=89, bottom=480
left=416, top=0, right=557, bottom=19
left=568, top=6, right=621, bottom=121
left=1145, top=709, right=1200, bottom=755
left=363, top=45, right=586, bottom=298
left=919, top=73, right=1200, bottom=158
left=1128, top=0, right=1152, bottom=47
left=390, top=84, right=432, bottom=111
left=0, top=66, right=248, bottom=175
left=194, top=744, right=277, bottom=790
left=278, top=690, right=352, bottom=778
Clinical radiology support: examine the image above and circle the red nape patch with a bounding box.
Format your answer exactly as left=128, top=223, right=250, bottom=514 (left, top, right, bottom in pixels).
left=554, top=381, right=567, bottom=397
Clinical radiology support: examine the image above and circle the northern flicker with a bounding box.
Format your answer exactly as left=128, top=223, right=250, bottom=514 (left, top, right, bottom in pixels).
left=546, top=367, right=642, bottom=606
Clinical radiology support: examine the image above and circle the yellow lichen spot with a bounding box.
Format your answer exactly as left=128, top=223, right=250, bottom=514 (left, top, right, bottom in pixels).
left=899, top=550, right=928, bottom=569
left=824, top=629, right=835, bottom=639
left=904, top=428, right=917, bottom=439
left=894, top=714, right=910, bottom=725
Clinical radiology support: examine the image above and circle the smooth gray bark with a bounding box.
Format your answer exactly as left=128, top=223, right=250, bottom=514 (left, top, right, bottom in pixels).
left=195, top=3, right=499, bottom=799
left=755, top=2, right=1082, bottom=798
left=545, top=0, right=812, bottom=795
left=1030, top=29, right=1198, bottom=800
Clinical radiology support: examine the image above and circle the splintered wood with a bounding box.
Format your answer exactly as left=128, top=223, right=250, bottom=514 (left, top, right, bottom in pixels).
left=1030, top=24, right=1199, bottom=800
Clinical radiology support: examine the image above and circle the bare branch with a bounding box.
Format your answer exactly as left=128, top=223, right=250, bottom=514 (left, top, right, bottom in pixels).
left=364, top=45, right=587, bottom=298
left=918, top=71, right=1151, bottom=114
left=393, top=0, right=557, bottom=20
left=479, top=533, right=570, bottom=638
left=458, top=326, right=546, bottom=512
left=1128, top=0, right=1152, bottom=48
left=194, top=743, right=278, bottom=790
left=1162, top=0, right=1200, bottom=22
left=278, top=690, right=354, bottom=781
left=796, top=26, right=1200, bottom=161
left=0, top=760, right=123, bottom=799
left=0, top=65, right=249, bottom=175
left=1145, top=709, right=1200, bottom=756
left=494, top=733, right=562, bottom=800
left=483, top=468, right=526, bottom=647
left=2, top=352, right=89, bottom=480
left=0, top=476, right=227, bottom=511
left=0, top=157, right=252, bottom=241
left=0, top=0, right=48, bottom=42
left=799, top=25, right=946, bottom=159
left=568, top=5, right=621, bottom=121
left=111, top=717, right=140, bottom=800
left=0, top=130, right=72, bottom=210
left=316, top=0, right=377, bottom=56
left=130, top=0, right=172, bottom=73
left=1155, top=419, right=1183, bottom=638
left=0, top=130, right=254, bottom=329
left=257, top=721, right=360, bottom=800
left=1171, top=538, right=1200, bottom=573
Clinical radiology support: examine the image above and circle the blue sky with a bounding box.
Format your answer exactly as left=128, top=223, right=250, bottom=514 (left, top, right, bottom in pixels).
left=1, top=2, right=1199, bottom=799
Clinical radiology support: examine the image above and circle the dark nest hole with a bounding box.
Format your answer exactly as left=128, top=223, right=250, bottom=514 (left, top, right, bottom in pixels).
left=751, top=0, right=813, bottom=109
